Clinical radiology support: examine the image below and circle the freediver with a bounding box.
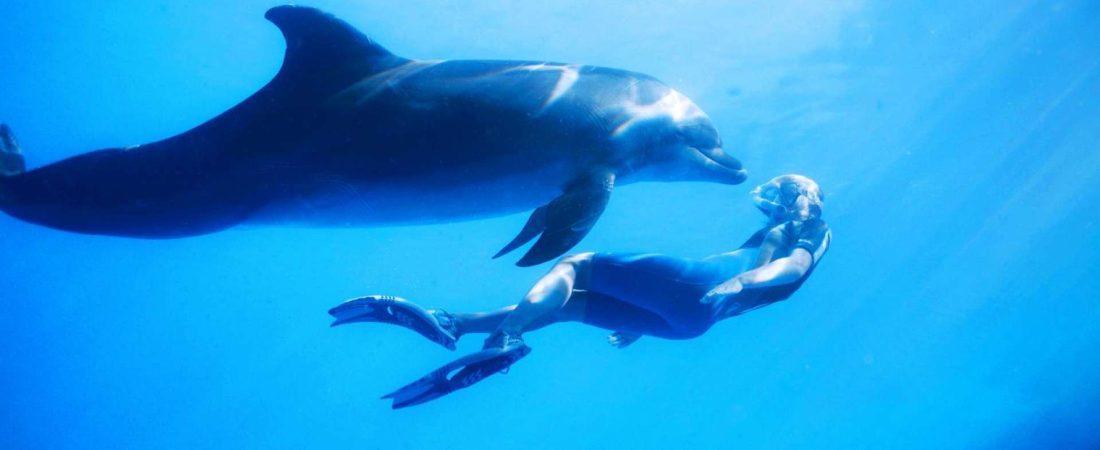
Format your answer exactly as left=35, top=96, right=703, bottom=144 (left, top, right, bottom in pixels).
left=329, top=174, right=831, bottom=408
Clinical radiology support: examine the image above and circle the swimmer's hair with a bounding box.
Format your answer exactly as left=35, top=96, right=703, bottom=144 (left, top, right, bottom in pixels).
left=759, top=174, right=825, bottom=220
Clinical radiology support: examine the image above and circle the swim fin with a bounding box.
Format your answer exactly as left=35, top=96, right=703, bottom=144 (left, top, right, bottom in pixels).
left=329, top=295, right=458, bottom=350
left=382, top=344, right=532, bottom=409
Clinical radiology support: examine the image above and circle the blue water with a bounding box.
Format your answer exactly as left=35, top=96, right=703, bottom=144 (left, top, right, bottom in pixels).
left=2, top=1, right=1099, bottom=449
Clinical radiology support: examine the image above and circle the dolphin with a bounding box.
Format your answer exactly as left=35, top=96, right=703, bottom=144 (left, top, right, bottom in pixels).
left=0, top=6, right=746, bottom=266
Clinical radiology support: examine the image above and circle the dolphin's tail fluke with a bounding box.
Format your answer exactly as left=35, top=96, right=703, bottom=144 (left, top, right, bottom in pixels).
left=0, top=124, right=25, bottom=177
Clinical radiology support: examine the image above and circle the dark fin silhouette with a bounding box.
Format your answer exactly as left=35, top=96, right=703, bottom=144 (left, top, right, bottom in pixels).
left=263, top=5, right=408, bottom=96
left=0, top=124, right=25, bottom=177
left=496, top=171, right=615, bottom=267
left=493, top=206, right=547, bottom=259
left=382, top=344, right=531, bottom=409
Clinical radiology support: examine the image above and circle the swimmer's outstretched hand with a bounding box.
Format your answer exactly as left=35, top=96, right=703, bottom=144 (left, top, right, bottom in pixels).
left=702, top=278, right=744, bottom=304
left=608, top=331, right=641, bottom=349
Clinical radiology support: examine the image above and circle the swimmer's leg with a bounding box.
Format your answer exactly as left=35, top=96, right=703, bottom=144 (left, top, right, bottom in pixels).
left=585, top=253, right=725, bottom=339
left=449, top=292, right=587, bottom=335
left=488, top=253, right=592, bottom=343
left=452, top=253, right=593, bottom=345
left=459, top=252, right=727, bottom=343
left=330, top=254, right=593, bottom=351
left=447, top=305, right=516, bottom=334
left=423, top=253, right=591, bottom=349
left=369, top=258, right=597, bottom=410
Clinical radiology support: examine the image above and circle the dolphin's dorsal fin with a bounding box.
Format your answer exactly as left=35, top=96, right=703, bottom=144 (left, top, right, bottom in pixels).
left=264, top=6, right=408, bottom=94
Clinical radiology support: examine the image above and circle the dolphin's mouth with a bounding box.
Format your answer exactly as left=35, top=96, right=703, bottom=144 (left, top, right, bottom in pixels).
left=693, top=146, right=748, bottom=184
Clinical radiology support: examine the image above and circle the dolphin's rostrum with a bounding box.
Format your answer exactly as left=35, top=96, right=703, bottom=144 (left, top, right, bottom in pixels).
left=0, top=6, right=746, bottom=266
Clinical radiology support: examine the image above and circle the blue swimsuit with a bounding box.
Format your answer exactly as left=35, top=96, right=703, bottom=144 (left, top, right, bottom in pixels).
left=580, top=219, right=831, bottom=339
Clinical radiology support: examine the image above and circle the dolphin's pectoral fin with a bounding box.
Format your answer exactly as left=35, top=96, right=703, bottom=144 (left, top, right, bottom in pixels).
left=493, top=206, right=547, bottom=259
left=517, top=172, right=614, bottom=266
left=497, top=171, right=615, bottom=267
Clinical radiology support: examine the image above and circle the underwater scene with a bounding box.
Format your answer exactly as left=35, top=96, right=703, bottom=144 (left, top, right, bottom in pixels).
left=1, top=1, right=1098, bottom=449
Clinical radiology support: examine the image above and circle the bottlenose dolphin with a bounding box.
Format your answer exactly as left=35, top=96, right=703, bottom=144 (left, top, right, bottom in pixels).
left=0, top=6, right=746, bottom=266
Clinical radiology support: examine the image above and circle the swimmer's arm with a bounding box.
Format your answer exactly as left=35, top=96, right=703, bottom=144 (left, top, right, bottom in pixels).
left=753, top=226, right=788, bottom=268
left=736, top=248, right=813, bottom=289
left=701, top=248, right=813, bottom=303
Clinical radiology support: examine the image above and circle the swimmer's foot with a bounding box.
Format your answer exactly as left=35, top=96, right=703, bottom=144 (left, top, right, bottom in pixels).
left=482, top=330, right=525, bottom=352
left=328, top=295, right=459, bottom=350
left=382, top=340, right=532, bottom=409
